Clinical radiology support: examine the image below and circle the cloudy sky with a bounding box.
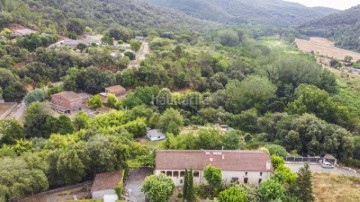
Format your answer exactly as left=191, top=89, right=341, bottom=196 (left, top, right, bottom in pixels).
left=285, top=0, right=359, bottom=10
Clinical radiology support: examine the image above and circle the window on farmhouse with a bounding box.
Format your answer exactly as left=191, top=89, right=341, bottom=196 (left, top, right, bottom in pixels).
left=161, top=171, right=165, bottom=174
left=244, top=177, right=248, bottom=184
left=174, top=171, right=179, bottom=177
left=166, top=171, right=172, bottom=177
left=180, top=171, right=185, bottom=177
left=245, top=172, right=248, bottom=176
left=259, top=179, right=262, bottom=184
left=193, top=171, right=200, bottom=177
left=260, top=172, right=263, bottom=176
left=231, top=177, right=239, bottom=183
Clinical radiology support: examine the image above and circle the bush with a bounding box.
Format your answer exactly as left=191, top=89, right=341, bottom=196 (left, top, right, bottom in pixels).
left=264, top=144, right=287, bottom=157
left=124, top=51, right=136, bottom=60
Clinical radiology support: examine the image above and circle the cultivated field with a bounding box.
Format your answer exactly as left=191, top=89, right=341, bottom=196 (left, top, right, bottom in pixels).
left=295, top=37, right=360, bottom=61
left=313, top=173, right=360, bottom=202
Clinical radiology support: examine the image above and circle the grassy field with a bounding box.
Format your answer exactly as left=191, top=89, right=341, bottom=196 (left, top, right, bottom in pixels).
left=295, top=37, right=360, bottom=61
left=313, top=172, right=360, bottom=202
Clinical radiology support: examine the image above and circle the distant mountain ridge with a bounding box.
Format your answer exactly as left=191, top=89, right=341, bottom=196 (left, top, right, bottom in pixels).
left=144, top=0, right=337, bottom=26
left=298, top=5, right=360, bottom=52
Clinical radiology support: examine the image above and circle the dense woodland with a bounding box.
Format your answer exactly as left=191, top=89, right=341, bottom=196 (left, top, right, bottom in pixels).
left=1, top=0, right=360, bottom=201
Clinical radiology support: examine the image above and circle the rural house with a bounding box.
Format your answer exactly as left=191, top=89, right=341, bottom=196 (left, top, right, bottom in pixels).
left=100, top=85, right=127, bottom=102
left=91, top=170, right=124, bottom=202
left=50, top=91, right=83, bottom=114
left=155, top=150, right=273, bottom=186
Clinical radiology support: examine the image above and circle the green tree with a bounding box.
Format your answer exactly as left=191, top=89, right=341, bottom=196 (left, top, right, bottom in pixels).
left=76, top=43, right=87, bottom=52
left=264, top=144, right=287, bottom=157
left=183, top=169, right=195, bottom=202
left=204, top=164, right=222, bottom=190
left=130, top=39, right=141, bottom=51
left=106, top=93, right=118, bottom=109
left=87, top=94, right=103, bottom=109
left=0, top=119, right=24, bottom=145
left=225, top=76, right=277, bottom=113
left=124, top=51, right=136, bottom=60
left=142, top=173, right=175, bottom=202
left=24, top=102, right=52, bottom=138
left=158, top=108, right=184, bottom=135
left=258, top=179, right=285, bottom=201
left=155, top=88, right=172, bottom=112
left=67, top=18, right=85, bottom=35
left=223, top=130, right=240, bottom=150
left=218, top=186, right=248, bottom=202
left=195, top=127, right=223, bottom=150
left=74, top=112, right=90, bottom=130
left=57, top=115, right=75, bottom=134
left=271, top=155, right=285, bottom=170
left=296, top=164, right=314, bottom=202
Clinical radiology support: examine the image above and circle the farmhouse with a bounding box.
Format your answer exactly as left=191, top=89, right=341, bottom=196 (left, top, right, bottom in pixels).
left=91, top=170, right=124, bottom=202
left=100, top=85, right=127, bottom=102
left=147, top=129, right=167, bottom=141
left=50, top=91, right=83, bottom=114
left=155, top=150, right=273, bottom=187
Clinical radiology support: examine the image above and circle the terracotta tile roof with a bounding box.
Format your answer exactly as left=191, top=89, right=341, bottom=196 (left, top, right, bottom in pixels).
left=54, top=91, right=82, bottom=102
left=91, top=170, right=122, bottom=192
left=156, top=150, right=273, bottom=172
left=105, top=85, right=126, bottom=94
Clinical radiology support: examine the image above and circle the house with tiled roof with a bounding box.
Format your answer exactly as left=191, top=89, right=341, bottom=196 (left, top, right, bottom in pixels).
left=91, top=170, right=124, bottom=202
left=155, top=150, right=273, bottom=186
left=100, top=85, right=127, bottom=103
left=50, top=91, right=83, bottom=114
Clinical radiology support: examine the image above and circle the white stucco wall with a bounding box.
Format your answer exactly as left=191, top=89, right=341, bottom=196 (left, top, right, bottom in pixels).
left=92, top=189, right=116, bottom=199
left=155, top=169, right=272, bottom=187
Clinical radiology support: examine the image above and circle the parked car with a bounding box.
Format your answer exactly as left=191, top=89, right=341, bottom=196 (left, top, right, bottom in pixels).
left=321, top=161, right=334, bottom=169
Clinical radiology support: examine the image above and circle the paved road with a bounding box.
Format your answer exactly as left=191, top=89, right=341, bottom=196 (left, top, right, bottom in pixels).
left=286, top=163, right=360, bottom=177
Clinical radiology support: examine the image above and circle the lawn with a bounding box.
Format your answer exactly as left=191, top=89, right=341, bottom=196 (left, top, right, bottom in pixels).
left=313, top=172, right=360, bottom=202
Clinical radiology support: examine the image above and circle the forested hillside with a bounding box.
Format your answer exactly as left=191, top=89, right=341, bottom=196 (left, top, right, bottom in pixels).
left=298, top=5, right=360, bottom=52
left=0, top=0, right=214, bottom=34
left=145, top=0, right=337, bottom=26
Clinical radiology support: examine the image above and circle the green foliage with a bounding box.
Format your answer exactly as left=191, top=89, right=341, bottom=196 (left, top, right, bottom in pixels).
left=130, top=39, right=141, bottom=51
left=67, top=18, right=85, bottom=35
left=0, top=119, right=24, bottom=145
left=225, top=76, right=277, bottom=113
left=265, top=144, right=287, bottom=157
left=158, top=108, right=184, bottom=135
left=295, top=164, right=314, bottom=202
left=24, top=88, right=46, bottom=105
left=217, top=29, right=243, bottom=46
left=106, top=93, right=119, bottom=109
left=258, top=179, right=285, bottom=201
left=142, top=173, right=175, bottom=202
left=204, top=164, right=222, bottom=190
left=115, top=170, right=125, bottom=198
left=271, top=155, right=285, bottom=170
left=87, top=94, right=103, bottom=109
left=24, top=102, right=52, bottom=138
left=124, top=51, right=136, bottom=60
left=123, top=118, right=147, bottom=138
left=183, top=169, right=195, bottom=202
left=0, top=156, right=48, bottom=201
left=217, top=186, right=248, bottom=202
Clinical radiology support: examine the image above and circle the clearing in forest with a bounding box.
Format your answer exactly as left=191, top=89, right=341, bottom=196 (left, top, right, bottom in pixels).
left=295, top=37, right=360, bottom=61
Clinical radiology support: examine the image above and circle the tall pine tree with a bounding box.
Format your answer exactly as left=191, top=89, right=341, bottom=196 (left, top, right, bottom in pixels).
left=183, top=169, right=195, bottom=202
left=296, top=163, right=315, bottom=202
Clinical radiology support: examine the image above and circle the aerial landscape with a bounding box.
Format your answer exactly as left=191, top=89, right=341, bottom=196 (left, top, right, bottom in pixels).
left=1, top=0, right=360, bottom=202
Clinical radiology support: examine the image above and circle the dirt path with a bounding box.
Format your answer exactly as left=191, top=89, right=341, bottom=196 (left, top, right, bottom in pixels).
left=128, top=42, right=150, bottom=69
left=5, top=101, right=26, bottom=120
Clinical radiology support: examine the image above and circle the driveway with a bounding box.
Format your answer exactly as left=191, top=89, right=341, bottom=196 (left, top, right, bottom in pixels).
left=286, top=163, right=360, bottom=177
left=128, top=42, right=150, bottom=69
left=124, top=167, right=153, bottom=202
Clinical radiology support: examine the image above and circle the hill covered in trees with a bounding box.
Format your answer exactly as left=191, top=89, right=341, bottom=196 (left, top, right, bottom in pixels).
left=0, top=0, right=214, bottom=34
left=298, top=5, right=360, bottom=52
left=145, top=0, right=337, bottom=26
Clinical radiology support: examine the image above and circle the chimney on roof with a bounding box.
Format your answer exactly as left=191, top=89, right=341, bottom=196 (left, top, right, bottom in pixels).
left=266, top=160, right=271, bottom=170
left=210, top=158, right=213, bottom=162
left=222, top=155, right=225, bottom=160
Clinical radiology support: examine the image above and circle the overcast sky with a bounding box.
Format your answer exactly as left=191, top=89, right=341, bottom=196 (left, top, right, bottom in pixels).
left=285, top=0, right=359, bottom=10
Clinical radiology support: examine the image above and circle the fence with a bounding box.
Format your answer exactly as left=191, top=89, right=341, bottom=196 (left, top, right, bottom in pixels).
left=284, top=156, right=322, bottom=163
